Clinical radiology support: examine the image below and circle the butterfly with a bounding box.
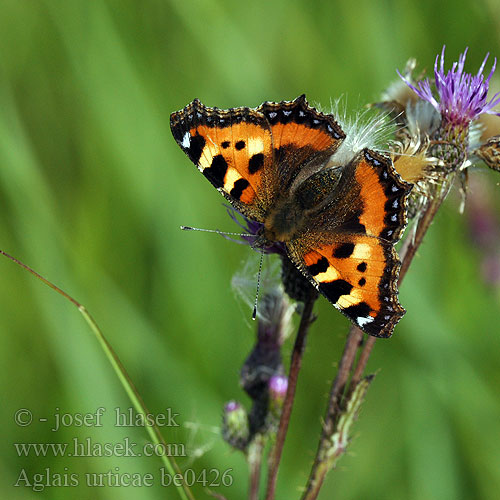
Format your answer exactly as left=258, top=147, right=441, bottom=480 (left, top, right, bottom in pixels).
left=170, top=95, right=412, bottom=337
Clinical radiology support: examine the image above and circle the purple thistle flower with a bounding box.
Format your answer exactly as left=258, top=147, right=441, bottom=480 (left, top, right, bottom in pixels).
left=399, top=46, right=500, bottom=127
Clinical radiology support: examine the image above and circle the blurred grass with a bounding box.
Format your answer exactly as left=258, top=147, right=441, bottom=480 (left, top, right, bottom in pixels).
left=0, top=0, right=499, bottom=499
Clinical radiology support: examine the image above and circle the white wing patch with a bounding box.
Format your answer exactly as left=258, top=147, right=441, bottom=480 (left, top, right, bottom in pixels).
left=181, top=132, right=191, bottom=149
left=352, top=243, right=372, bottom=260
left=357, top=316, right=375, bottom=327
left=247, top=137, right=265, bottom=156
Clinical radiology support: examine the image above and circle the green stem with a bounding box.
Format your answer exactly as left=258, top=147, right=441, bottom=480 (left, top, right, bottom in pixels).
left=248, top=434, right=265, bottom=500
left=301, top=172, right=457, bottom=500
left=0, top=249, right=195, bottom=500
left=301, top=326, right=363, bottom=500
left=265, top=289, right=317, bottom=500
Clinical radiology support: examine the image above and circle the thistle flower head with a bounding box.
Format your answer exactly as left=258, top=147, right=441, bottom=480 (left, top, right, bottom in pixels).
left=399, top=46, right=500, bottom=128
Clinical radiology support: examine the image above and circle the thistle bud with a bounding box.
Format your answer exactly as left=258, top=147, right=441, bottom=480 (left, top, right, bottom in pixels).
left=269, top=375, right=288, bottom=419
left=222, top=401, right=249, bottom=451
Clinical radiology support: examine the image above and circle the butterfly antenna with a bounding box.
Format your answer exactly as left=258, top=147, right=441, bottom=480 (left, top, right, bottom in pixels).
left=180, top=226, right=252, bottom=237
left=252, top=248, right=264, bottom=320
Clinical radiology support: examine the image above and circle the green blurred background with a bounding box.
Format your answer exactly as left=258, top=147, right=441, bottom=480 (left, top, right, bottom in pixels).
left=1, top=1, right=500, bottom=499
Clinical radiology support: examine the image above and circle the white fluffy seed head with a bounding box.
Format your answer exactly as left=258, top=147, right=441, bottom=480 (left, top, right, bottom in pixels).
left=405, top=100, right=441, bottom=138
left=468, top=121, right=485, bottom=152
left=325, top=96, right=396, bottom=166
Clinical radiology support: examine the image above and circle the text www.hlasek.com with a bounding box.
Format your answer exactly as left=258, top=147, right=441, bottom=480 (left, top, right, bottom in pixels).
left=14, top=437, right=185, bottom=458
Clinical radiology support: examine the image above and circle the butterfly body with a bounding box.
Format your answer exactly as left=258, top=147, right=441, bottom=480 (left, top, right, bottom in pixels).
left=262, top=199, right=306, bottom=242
left=171, top=95, right=412, bottom=337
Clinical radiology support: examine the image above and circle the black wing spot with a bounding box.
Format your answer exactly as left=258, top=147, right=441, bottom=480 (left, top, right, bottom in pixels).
left=357, top=262, right=367, bottom=272
left=203, top=154, right=228, bottom=188
left=344, top=302, right=371, bottom=319
left=333, top=242, right=355, bottom=259
left=358, top=278, right=366, bottom=287
left=307, top=256, right=329, bottom=276
left=230, top=178, right=250, bottom=200
left=248, top=153, right=264, bottom=174
left=319, top=279, right=353, bottom=303
left=235, top=140, right=246, bottom=150
left=221, top=141, right=230, bottom=149
left=338, top=211, right=366, bottom=234
left=187, top=133, right=206, bottom=164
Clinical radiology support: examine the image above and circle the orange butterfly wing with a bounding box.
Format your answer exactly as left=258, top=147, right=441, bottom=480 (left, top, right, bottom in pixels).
left=170, top=99, right=273, bottom=220
left=288, top=150, right=411, bottom=337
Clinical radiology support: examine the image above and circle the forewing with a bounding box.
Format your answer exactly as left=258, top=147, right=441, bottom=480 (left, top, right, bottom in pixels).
left=170, top=99, right=273, bottom=219
left=257, top=95, right=346, bottom=195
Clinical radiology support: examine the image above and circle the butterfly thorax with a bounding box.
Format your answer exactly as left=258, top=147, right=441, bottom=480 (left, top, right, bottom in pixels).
left=262, top=167, right=342, bottom=243
left=263, top=198, right=307, bottom=243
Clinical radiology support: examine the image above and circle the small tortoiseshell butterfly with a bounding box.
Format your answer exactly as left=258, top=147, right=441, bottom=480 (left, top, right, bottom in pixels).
left=170, top=95, right=412, bottom=337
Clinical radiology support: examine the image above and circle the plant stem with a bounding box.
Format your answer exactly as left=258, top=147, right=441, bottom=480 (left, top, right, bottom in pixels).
left=322, top=327, right=364, bottom=436
left=301, top=183, right=453, bottom=500
left=248, top=435, right=264, bottom=500
left=301, top=326, right=363, bottom=500
left=265, top=289, right=317, bottom=500
left=348, top=335, right=376, bottom=393
left=0, top=249, right=195, bottom=500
